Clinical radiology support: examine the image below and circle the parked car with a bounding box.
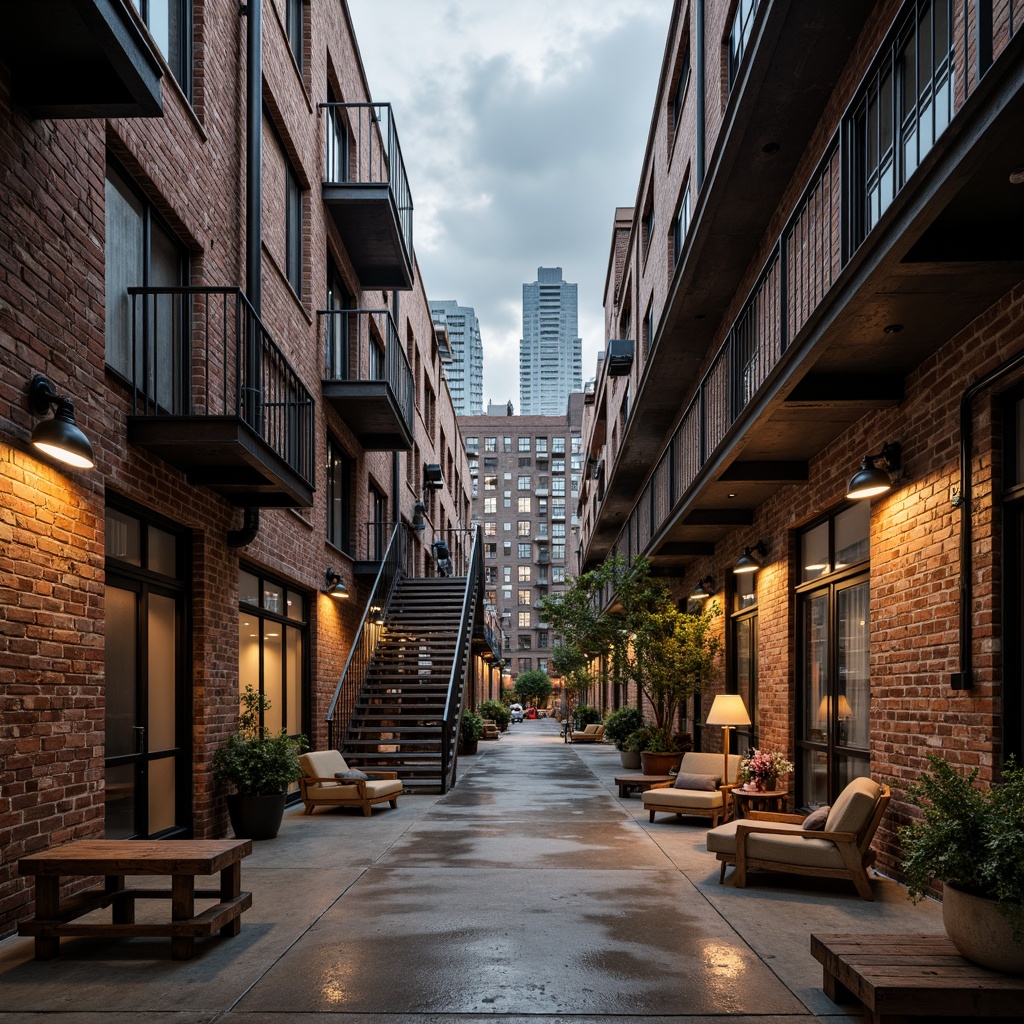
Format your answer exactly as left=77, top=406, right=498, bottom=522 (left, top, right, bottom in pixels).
left=509, top=703, right=524, bottom=723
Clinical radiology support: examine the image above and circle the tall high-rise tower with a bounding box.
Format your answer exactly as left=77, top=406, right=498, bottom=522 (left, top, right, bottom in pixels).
left=429, top=299, right=484, bottom=416
left=519, top=267, right=583, bottom=415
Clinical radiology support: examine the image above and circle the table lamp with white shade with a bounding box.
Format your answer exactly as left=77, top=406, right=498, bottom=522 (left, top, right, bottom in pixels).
left=705, top=694, right=751, bottom=785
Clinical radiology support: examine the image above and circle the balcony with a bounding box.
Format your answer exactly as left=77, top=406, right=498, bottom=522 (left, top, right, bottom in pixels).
left=125, top=288, right=314, bottom=508
left=321, top=103, right=413, bottom=289
left=320, top=309, right=414, bottom=450
left=0, top=0, right=163, bottom=118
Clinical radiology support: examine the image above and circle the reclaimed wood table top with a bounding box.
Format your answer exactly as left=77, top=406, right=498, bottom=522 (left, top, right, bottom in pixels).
left=18, top=839, right=252, bottom=876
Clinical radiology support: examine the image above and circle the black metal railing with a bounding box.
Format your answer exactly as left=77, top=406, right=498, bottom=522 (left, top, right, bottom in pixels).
left=127, top=286, right=315, bottom=487
left=326, top=522, right=409, bottom=750
left=318, top=308, right=415, bottom=435
left=441, top=525, right=483, bottom=793
left=321, top=101, right=413, bottom=262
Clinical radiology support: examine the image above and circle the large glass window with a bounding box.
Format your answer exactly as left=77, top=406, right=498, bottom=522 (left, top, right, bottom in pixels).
left=796, top=505, right=871, bottom=808
left=1004, top=393, right=1024, bottom=761
left=238, top=567, right=307, bottom=747
left=133, top=0, right=191, bottom=99
left=731, top=573, right=758, bottom=754
left=285, top=0, right=303, bottom=70
left=326, top=436, right=353, bottom=554
left=105, top=164, right=187, bottom=408
left=286, top=163, right=303, bottom=296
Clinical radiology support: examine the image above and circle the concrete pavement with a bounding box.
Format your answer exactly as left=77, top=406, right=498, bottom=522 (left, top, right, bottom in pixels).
left=0, top=718, right=943, bottom=1022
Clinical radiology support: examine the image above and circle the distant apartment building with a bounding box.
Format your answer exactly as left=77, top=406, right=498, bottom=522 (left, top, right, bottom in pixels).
left=460, top=396, right=585, bottom=698
left=430, top=299, right=484, bottom=416
left=519, top=268, right=583, bottom=416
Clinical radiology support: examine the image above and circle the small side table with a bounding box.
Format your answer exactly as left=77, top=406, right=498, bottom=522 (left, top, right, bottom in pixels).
left=615, top=773, right=673, bottom=798
left=732, top=787, right=789, bottom=818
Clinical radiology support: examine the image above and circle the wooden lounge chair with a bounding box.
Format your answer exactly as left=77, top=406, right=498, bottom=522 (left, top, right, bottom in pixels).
left=297, top=750, right=403, bottom=817
left=570, top=723, right=605, bottom=742
left=705, top=776, right=891, bottom=900
left=481, top=719, right=501, bottom=740
left=642, top=751, right=741, bottom=827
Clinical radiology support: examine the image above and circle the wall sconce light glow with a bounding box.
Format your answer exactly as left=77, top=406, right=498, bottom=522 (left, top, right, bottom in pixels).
left=846, top=441, right=901, bottom=500
left=690, top=576, right=714, bottom=600
left=733, top=540, right=767, bottom=575
left=28, top=374, right=95, bottom=469
left=324, top=568, right=348, bottom=599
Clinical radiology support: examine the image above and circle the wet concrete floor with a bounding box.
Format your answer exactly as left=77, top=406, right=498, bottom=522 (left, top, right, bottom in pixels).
left=0, top=719, right=944, bottom=1023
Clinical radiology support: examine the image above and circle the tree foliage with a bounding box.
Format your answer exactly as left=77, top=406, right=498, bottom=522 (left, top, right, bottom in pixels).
left=514, top=669, right=553, bottom=706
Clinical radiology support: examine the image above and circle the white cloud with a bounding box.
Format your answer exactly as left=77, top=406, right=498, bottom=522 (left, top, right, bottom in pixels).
left=348, top=0, right=670, bottom=409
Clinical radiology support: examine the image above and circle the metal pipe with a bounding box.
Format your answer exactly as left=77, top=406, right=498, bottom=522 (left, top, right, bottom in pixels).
left=695, top=0, right=705, bottom=190
left=245, top=0, right=262, bottom=314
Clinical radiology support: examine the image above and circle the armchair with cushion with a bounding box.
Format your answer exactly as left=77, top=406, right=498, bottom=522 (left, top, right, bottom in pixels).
left=642, top=751, right=741, bottom=827
left=297, top=750, right=403, bottom=817
left=570, top=723, right=605, bottom=743
left=705, top=776, right=891, bottom=900
left=481, top=719, right=501, bottom=740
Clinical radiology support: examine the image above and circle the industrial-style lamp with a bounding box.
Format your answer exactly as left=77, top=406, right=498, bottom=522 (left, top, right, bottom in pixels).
left=411, top=500, right=426, bottom=531
left=690, top=576, right=715, bottom=601
left=324, top=568, right=349, bottom=599
left=28, top=374, right=95, bottom=470
left=733, top=540, right=767, bottom=575
left=846, top=441, right=901, bottom=500
left=704, top=694, right=751, bottom=785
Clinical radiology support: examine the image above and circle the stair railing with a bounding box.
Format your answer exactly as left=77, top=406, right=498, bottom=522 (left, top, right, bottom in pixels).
left=440, top=524, right=483, bottom=792
left=326, top=521, right=409, bottom=750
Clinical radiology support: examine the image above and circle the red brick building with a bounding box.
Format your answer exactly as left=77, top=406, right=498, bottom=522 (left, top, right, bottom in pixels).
left=0, top=0, right=473, bottom=935
left=578, top=0, right=1024, bottom=878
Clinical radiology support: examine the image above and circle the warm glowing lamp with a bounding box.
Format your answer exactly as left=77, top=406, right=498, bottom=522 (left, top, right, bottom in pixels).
left=705, top=694, right=751, bottom=785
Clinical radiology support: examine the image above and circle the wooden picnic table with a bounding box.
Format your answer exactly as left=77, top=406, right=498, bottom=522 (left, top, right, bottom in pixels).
left=18, top=839, right=252, bottom=961
left=811, top=933, right=1024, bottom=1024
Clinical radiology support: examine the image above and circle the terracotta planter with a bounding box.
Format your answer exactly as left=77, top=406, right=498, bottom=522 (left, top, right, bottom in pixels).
left=942, top=883, right=1024, bottom=974
left=640, top=751, right=683, bottom=775
left=619, top=750, right=642, bottom=770
left=226, top=792, right=286, bottom=841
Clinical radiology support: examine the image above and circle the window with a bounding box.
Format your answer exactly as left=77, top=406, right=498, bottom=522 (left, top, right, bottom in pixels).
left=796, top=503, right=871, bottom=808
left=484, top=437, right=497, bottom=452
left=673, top=182, right=691, bottom=266
left=503, top=541, right=512, bottom=555
left=535, top=437, right=548, bottom=455
left=516, top=521, right=530, bottom=537
left=518, top=437, right=531, bottom=452
left=518, top=543, right=532, bottom=559
left=1004, top=393, right=1024, bottom=759
left=484, top=497, right=497, bottom=514
left=552, top=458, right=565, bottom=474
left=326, top=437, right=353, bottom=554
left=538, top=632, right=548, bottom=649
left=552, top=567, right=565, bottom=584
left=728, top=0, right=756, bottom=87
left=641, top=196, right=654, bottom=261
left=552, top=523, right=565, bottom=538
left=571, top=436, right=583, bottom=455
left=285, top=0, right=303, bottom=70
left=105, top=164, right=188, bottom=408
left=132, top=1, right=191, bottom=99
left=552, top=436, right=565, bottom=455
left=518, top=611, right=531, bottom=628
left=552, top=478, right=565, bottom=496
left=537, top=658, right=547, bottom=674
left=518, top=497, right=531, bottom=513
left=503, top=521, right=512, bottom=532
left=518, top=589, right=531, bottom=606
left=642, top=301, right=655, bottom=359
left=466, top=436, right=479, bottom=453
left=552, top=501, right=565, bottom=520
left=484, top=522, right=497, bottom=537
left=485, top=543, right=497, bottom=558
left=518, top=658, right=532, bottom=673
left=538, top=499, right=547, bottom=516
left=503, top=436, right=512, bottom=451
left=285, top=162, right=302, bottom=296
left=502, top=585, right=512, bottom=600
left=552, top=543, right=565, bottom=560
left=369, top=486, right=387, bottom=560
left=518, top=566, right=531, bottom=582
left=731, top=572, right=758, bottom=756
left=518, top=634, right=532, bottom=649
left=518, top=475, right=531, bottom=490
left=484, top=475, right=497, bottom=491
left=671, top=40, right=690, bottom=131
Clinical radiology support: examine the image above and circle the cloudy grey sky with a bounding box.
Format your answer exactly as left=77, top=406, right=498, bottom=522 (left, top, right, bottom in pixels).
left=347, top=0, right=671, bottom=411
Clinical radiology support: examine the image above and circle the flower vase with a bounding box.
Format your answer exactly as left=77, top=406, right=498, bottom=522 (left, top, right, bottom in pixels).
left=763, top=776, right=777, bottom=791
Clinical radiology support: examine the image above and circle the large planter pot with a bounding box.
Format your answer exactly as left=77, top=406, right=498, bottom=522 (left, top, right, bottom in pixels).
left=620, top=750, right=642, bottom=770
left=943, top=883, right=1024, bottom=974
left=226, top=793, right=287, bottom=841
left=640, top=751, right=684, bottom=775
left=460, top=739, right=479, bottom=755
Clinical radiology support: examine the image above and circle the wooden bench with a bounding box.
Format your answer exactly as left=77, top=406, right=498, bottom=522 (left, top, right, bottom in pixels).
left=811, top=933, right=1024, bottom=1024
left=18, top=839, right=253, bottom=961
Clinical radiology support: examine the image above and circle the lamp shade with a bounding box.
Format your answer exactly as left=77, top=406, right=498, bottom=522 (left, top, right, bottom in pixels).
left=818, top=694, right=853, bottom=719
left=31, top=412, right=95, bottom=469
left=705, top=694, right=751, bottom=727
left=845, top=458, right=892, bottom=499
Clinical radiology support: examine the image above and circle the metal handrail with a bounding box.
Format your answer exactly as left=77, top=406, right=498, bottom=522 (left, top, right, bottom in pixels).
left=126, top=286, right=315, bottom=488
left=325, top=522, right=409, bottom=750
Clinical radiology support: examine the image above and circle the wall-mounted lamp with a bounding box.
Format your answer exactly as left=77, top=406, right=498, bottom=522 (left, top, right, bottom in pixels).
left=704, top=693, right=751, bottom=785
left=324, top=568, right=349, bottom=599
left=846, top=441, right=901, bottom=500
left=411, top=500, right=426, bottom=531
left=28, top=375, right=95, bottom=470
left=690, top=576, right=715, bottom=601
left=733, top=540, right=767, bottom=575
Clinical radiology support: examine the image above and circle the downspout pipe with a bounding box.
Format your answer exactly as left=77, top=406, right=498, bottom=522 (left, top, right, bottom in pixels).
left=232, top=0, right=262, bottom=548
left=695, top=0, right=705, bottom=190
left=954, top=347, right=1024, bottom=689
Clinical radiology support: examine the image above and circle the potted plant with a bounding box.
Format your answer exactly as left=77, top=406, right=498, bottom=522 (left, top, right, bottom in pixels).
left=460, top=711, right=484, bottom=754
left=604, top=706, right=646, bottom=768
left=738, top=749, right=794, bottom=791
left=478, top=699, right=510, bottom=732
left=213, top=686, right=306, bottom=840
left=899, top=754, right=1024, bottom=973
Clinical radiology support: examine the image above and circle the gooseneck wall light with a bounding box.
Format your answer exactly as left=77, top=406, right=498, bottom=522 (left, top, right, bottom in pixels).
left=28, top=375, right=95, bottom=470
left=324, top=568, right=349, bottom=599
left=733, top=540, right=767, bottom=575
left=690, top=576, right=715, bottom=601
left=846, top=441, right=901, bottom=500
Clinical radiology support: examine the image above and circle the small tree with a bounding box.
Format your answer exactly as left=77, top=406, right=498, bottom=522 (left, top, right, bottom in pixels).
left=515, top=669, right=553, bottom=708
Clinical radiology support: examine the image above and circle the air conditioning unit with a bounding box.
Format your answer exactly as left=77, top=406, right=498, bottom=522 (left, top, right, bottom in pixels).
left=606, top=338, right=634, bottom=377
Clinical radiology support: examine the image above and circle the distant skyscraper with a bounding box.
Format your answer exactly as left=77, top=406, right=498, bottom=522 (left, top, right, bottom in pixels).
left=430, top=299, right=483, bottom=416
left=519, top=267, right=583, bottom=415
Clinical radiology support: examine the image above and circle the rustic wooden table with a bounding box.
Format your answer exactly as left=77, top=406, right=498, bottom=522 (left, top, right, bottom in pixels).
left=811, top=933, right=1024, bottom=1024
left=614, top=773, right=673, bottom=798
left=18, top=838, right=253, bottom=961
left=731, top=786, right=789, bottom=817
